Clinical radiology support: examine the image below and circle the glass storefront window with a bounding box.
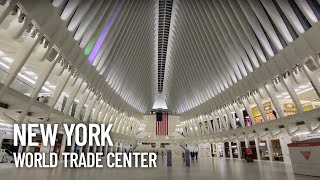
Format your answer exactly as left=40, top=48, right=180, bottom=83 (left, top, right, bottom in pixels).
left=251, top=106, right=263, bottom=124
left=232, top=113, right=242, bottom=128
left=243, top=110, right=252, bottom=127
left=262, top=101, right=277, bottom=120
left=296, top=82, right=320, bottom=112
left=272, top=79, right=297, bottom=117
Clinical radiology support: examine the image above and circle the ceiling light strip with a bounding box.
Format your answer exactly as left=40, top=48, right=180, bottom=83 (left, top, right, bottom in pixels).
left=88, top=0, right=125, bottom=63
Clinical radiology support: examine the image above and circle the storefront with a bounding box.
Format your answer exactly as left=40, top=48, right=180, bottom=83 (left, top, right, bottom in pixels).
left=199, top=143, right=211, bottom=157
left=283, top=102, right=297, bottom=117
left=211, top=143, right=217, bottom=157
left=263, top=102, right=277, bottom=120
left=224, top=142, right=230, bottom=158
left=243, top=110, right=252, bottom=127
left=251, top=106, right=263, bottom=124
left=231, top=142, right=238, bottom=158
left=240, top=141, right=246, bottom=159
left=258, top=140, right=269, bottom=160
left=232, top=113, right=242, bottom=128
left=271, top=139, right=284, bottom=161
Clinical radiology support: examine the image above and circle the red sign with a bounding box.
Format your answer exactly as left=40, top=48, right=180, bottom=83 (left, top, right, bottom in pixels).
left=300, top=151, right=311, bottom=160
left=245, top=148, right=253, bottom=155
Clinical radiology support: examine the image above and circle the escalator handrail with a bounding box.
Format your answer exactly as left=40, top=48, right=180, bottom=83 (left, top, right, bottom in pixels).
left=1, top=144, right=13, bottom=156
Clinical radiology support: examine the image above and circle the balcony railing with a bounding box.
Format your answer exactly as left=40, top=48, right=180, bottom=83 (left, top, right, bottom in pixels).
left=0, top=67, right=8, bottom=83
left=10, top=77, right=34, bottom=96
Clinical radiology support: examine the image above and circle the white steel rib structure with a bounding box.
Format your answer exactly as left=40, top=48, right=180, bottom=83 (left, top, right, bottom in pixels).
left=0, top=0, right=320, bottom=170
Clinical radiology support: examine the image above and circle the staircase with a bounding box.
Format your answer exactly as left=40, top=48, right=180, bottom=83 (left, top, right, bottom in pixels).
left=129, top=144, right=139, bottom=152
left=1, top=144, right=15, bottom=163
left=179, top=142, right=187, bottom=151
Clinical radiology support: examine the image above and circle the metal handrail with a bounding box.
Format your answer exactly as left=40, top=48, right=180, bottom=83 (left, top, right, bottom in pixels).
left=1, top=144, right=13, bottom=156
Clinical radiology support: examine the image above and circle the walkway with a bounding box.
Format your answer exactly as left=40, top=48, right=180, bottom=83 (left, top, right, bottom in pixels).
left=0, top=157, right=318, bottom=180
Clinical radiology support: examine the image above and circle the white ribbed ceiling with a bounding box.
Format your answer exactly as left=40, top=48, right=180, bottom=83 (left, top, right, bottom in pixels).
left=163, top=0, right=320, bottom=115
left=56, top=0, right=320, bottom=115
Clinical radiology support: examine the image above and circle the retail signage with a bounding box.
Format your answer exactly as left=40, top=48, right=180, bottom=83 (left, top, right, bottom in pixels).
left=300, top=151, right=311, bottom=160
left=283, top=103, right=297, bottom=112
left=288, top=139, right=320, bottom=177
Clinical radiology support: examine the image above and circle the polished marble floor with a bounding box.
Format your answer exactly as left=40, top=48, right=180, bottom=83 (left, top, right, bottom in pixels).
left=0, top=157, right=318, bottom=180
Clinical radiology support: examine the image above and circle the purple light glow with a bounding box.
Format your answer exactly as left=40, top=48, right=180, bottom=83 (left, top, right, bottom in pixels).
left=88, top=0, right=125, bottom=63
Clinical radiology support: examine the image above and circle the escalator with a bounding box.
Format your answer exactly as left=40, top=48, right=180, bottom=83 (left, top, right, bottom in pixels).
left=1, top=139, right=18, bottom=163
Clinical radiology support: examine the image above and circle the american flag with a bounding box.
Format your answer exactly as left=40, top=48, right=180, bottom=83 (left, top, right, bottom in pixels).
left=156, top=112, right=168, bottom=135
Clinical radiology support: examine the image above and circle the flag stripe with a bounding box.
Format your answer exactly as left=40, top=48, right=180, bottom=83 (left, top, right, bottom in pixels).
left=156, top=112, right=169, bottom=136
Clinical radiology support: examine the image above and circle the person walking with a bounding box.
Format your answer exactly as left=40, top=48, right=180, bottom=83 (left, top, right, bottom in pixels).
left=195, top=151, right=198, bottom=160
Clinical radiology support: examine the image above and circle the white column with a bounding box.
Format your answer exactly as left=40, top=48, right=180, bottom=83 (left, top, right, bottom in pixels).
left=229, top=141, right=233, bottom=159
left=59, top=133, right=67, bottom=160
left=245, top=138, right=250, bottom=148
left=281, top=76, right=303, bottom=113
left=214, top=143, right=220, bottom=157
left=236, top=140, right=241, bottom=159
left=279, top=135, right=292, bottom=164
left=242, top=98, right=256, bottom=125
left=264, top=84, right=284, bottom=118
left=266, top=137, right=274, bottom=161
left=70, top=135, right=76, bottom=153
left=222, top=143, right=226, bottom=158
left=255, top=138, right=261, bottom=160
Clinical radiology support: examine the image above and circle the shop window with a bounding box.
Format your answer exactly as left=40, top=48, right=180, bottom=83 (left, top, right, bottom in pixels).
left=204, top=121, right=209, bottom=133
left=251, top=106, right=263, bottom=124
left=224, top=142, right=230, bottom=158
left=216, top=117, right=221, bottom=130
left=243, top=110, right=252, bottom=127
left=271, top=78, right=297, bottom=117
left=297, top=82, right=320, bottom=112
left=283, top=102, right=297, bottom=116
left=263, top=101, right=277, bottom=120
left=70, top=101, right=77, bottom=117
left=223, top=115, right=230, bottom=130
left=240, top=141, right=246, bottom=159
left=258, top=140, right=269, bottom=160
left=233, top=113, right=242, bottom=128
left=210, top=119, right=214, bottom=130
left=272, top=139, right=284, bottom=161
left=231, top=142, right=238, bottom=158
left=249, top=141, right=258, bottom=159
